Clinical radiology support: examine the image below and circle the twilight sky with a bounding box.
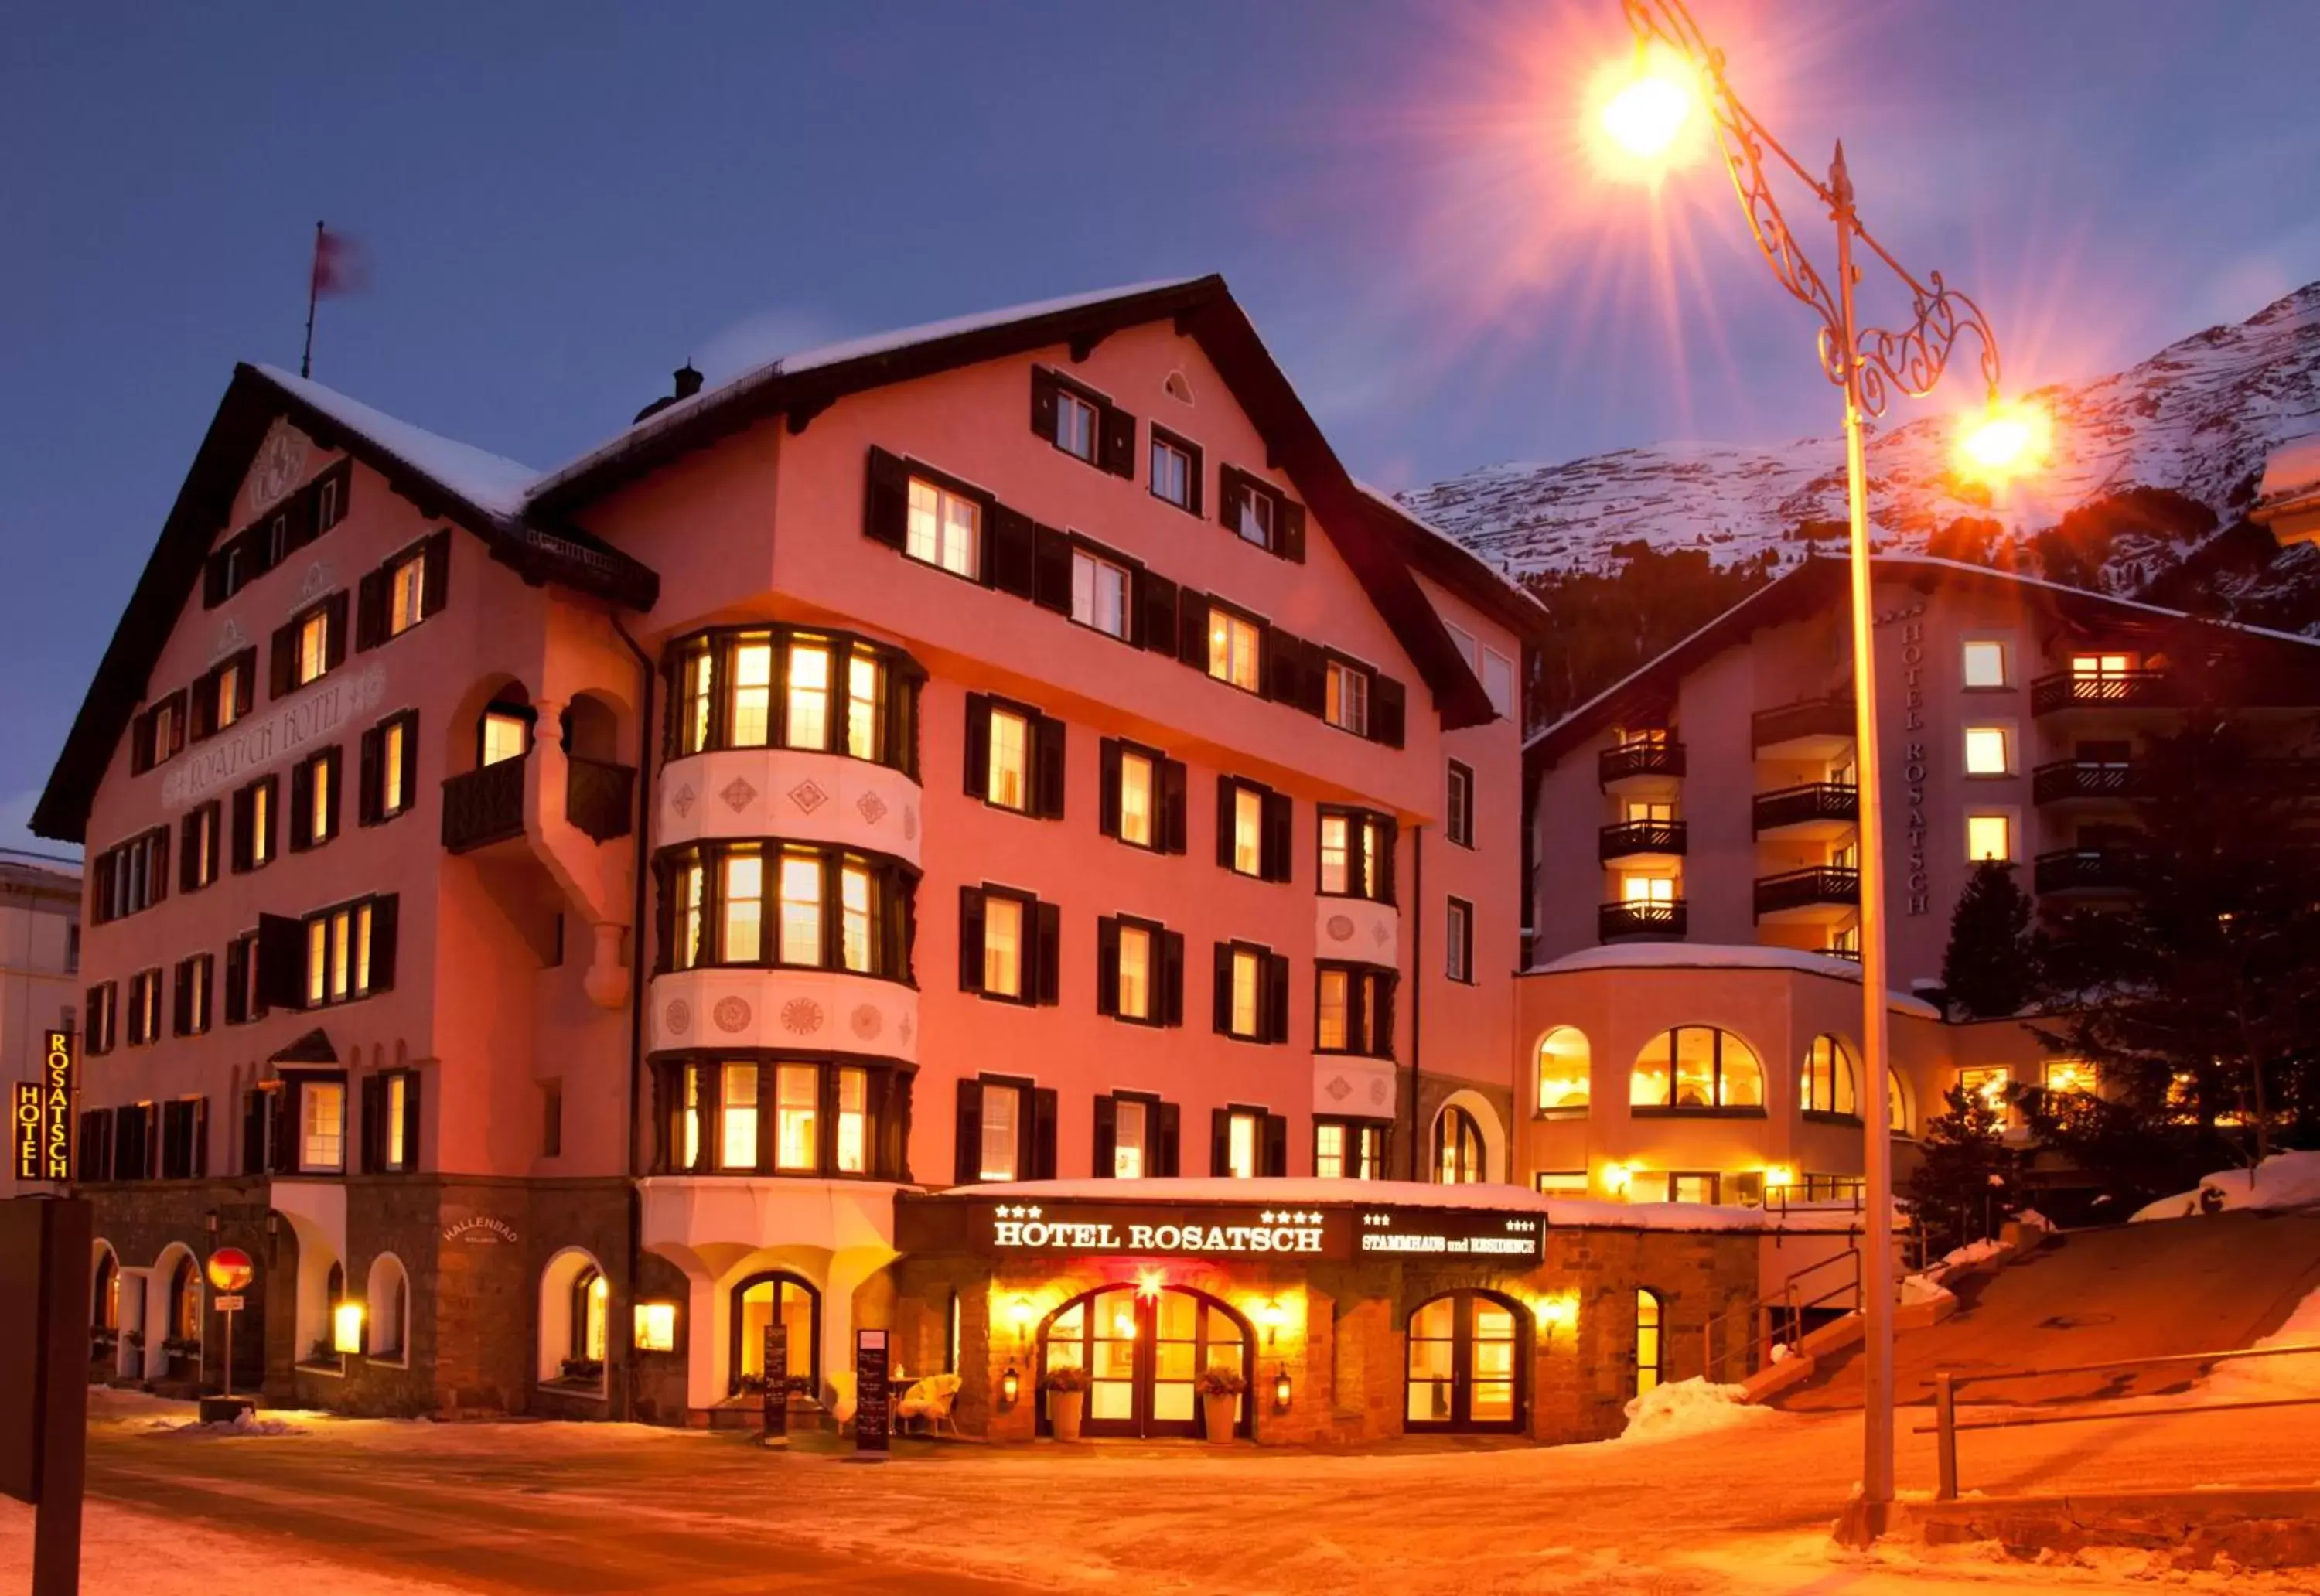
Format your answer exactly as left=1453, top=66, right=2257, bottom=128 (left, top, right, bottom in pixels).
left=5, top=1, right=2318, bottom=854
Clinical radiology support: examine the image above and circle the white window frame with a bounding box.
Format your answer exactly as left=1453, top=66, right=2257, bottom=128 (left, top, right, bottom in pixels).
left=1150, top=435, right=1192, bottom=509
left=1966, top=811, right=2016, bottom=863
left=906, top=476, right=981, bottom=580
left=1070, top=547, right=1131, bottom=639
left=1053, top=388, right=1098, bottom=462
left=1963, top=724, right=2014, bottom=777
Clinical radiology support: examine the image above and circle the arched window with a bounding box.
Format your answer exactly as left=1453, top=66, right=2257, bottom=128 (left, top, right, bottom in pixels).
left=730, top=1271, right=821, bottom=1397
left=1535, top=1028, right=1591, bottom=1114
left=1433, top=1107, right=1486, bottom=1184
left=91, top=1247, right=118, bottom=1332
left=367, top=1254, right=410, bottom=1362
left=478, top=697, right=535, bottom=768
left=1800, top=1035, right=1858, bottom=1117
left=537, top=1248, right=610, bottom=1389
left=169, top=1256, right=202, bottom=1343
left=1889, top=1073, right=1911, bottom=1136
left=1039, top=1284, right=1251, bottom=1440
left=1631, top=1027, right=1763, bottom=1110
left=1406, top=1290, right=1526, bottom=1433
left=1636, top=1290, right=1663, bottom=1397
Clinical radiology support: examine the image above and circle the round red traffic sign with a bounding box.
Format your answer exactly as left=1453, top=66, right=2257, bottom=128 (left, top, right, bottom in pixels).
left=205, top=1246, right=254, bottom=1293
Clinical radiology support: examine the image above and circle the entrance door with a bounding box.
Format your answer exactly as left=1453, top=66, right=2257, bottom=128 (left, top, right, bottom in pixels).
left=731, top=1273, right=820, bottom=1396
left=1043, top=1286, right=1249, bottom=1439
left=1405, top=1291, right=1526, bottom=1434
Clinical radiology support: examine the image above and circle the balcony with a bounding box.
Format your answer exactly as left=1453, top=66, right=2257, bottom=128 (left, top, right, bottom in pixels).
left=2032, top=759, right=2137, bottom=806
left=2035, top=847, right=2143, bottom=895
left=1598, top=900, right=1687, bottom=942
left=1598, top=738, right=1685, bottom=788
left=1752, top=694, right=1854, bottom=758
left=566, top=756, right=637, bottom=842
left=1752, top=782, right=1859, bottom=837
left=441, top=759, right=525, bottom=854
left=2031, top=670, right=2172, bottom=717
left=1754, top=865, right=1861, bottom=921
left=1598, top=819, right=1687, bottom=862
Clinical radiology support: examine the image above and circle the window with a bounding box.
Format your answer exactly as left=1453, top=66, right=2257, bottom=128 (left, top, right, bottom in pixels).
left=361, top=711, right=419, bottom=824
left=1963, top=725, right=2012, bottom=776
left=301, top=1079, right=347, bottom=1173
left=1957, top=1065, right=2011, bottom=1113
left=191, top=651, right=254, bottom=740
left=1214, top=941, right=1288, bottom=1042
left=719, top=1062, right=760, bottom=1171
left=1213, top=1106, right=1285, bottom=1178
left=1535, top=1027, right=1591, bottom=1113
left=1053, top=386, right=1099, bottom=462
left=1314, top=963, right=1394, bottom=1056
left=1446, top=761, right=1475, bottom=848
left=1534, top=1171, right=1589, bottom=1196
left=1150, top=428, right=1200, bottom=513
left=180, top=803, right=220, bottom=893
left=1630, top=1026, right=1765, bottom=1111
left=1324, top=658, right=1370, bottom=735
left=273, top=593, right=347, bottom=695
left=1445, top=898, right=1475, bottom=983
left=231, top=775, right=276, bottom=871
left=1317, top=807, right=1394, bottom=902
left=1315, top=1119, right=1387, bottom=1179
left=1962, top=639, right=2009, bottom=688
left=172, top=954, right=213, bottom=1037
left=658, top=843, right=913, bottom=980
left=126, top=969, right=163, bottom=1046
left=665, top=626, right=919, bottom=772
left=1622, top=874, right=1677, bottom=906
left=2072, top=651, right=2137, bottom=681
left=722, top=851, right=766, bottom=962
left=906, top=474, right=981, bottom=578
left=1481, top=648, right=1516, bottom=720
left=1667, top=1172, right=1719, bottom=1205
left=362, top=1069, right=418, bottom=1173
left=981, top=1083, right=1018, bottom=1180
left=131, top=691, right=187, bottom=773
left=782, top=638, right=831, bottom=749
left=479, top=707, right=531, bottom=768
left=1208, top=606, right=1262, bottom=692
left=289, top=745, right=342, bottom=851
left=1434, top=1107, right=1486, bottom=1184
left=223, top=932, right=264, bottom=1026
left=298, top=894, right=397, bottom=1008
left=1217, top=776, right=1292, bottom=882
left=1800, top=1034, right=1858, bottom=1117
left=1406, top=1291, right=1523, bottom=1432
left=389, top=547, right=427, bottom=636
left=967, top=694, right=1064, bottom=818
left=959, top=885, right=1059, bottom=1005
left=2042, top=1059, right=2097, bottom=1096
left=954, top=1075, right=1056, bottom=1184
left=1112, top=1096, right=1149, bottom=1178
left=726, top=636, right=773, bottom=745
left=1100, top=739, right=1187, bottom=853
left=85, top=982, right=117, bottom=1055
left=1097, top=916, right=1184, bottom=1026
left=1967, top=813, right=2014, bottom=861
left=1096, top=1093, right=1178, bottom=1178
left=1071, top=547, right=1132, bottom=639
left=774, top=1064, right=817, bottom=1171
left=92, top=827, right=169, bottom=924
left=1636, top=1290, right=1663, bottom=1396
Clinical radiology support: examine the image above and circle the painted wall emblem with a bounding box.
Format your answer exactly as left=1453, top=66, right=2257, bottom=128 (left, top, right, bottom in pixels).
left=787, top=779, right=828, bottom=814
left=720, top=776, right=757, bottom=813
left=780, top=998, right=824, bottom=1035
left=712, top=996, right=752, bottom=1033
left=850, top=1003, right=882, bottom=1040
left=442, top=1216, right=519, bottom=1245
left=670, top=783, right=697, bottom=819
left=1325, top=914, right=1355, bottom=943
left=855, top=790, right=887, bottom=826
left=247, top=425, right=310, bottom=510
left=664, top=999, right=691, bottom=1037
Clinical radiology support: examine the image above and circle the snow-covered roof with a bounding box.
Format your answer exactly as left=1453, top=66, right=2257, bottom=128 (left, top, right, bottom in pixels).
left=254, top=365, right=539, bottom=521
left=941, top=1177, right=1871, bottom=1233
left=1524, top=943, right=1943, bottom=1018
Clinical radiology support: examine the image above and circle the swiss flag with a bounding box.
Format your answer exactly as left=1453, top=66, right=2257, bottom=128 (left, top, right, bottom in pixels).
left=310, top=224, right=367, bottom=298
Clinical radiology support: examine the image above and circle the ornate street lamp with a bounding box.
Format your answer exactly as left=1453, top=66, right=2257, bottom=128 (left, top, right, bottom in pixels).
left=1598, top=1, right=2039, bottom=1539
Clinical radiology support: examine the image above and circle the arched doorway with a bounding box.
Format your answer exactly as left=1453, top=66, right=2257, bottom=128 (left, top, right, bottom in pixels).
left=730, top=1272, right=820, bottom=1398
left=1404, top=1290, right=1527, bottom=1434
left=1432, top=1106, right=1486, bottom=1184
left=1039, top=1284, right=1252, bottom=1440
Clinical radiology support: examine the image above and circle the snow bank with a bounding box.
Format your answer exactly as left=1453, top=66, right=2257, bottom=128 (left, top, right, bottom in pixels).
left=0, top=1499, right=464, bottom=1594
left=2130, top=1148, right=2320, bottom=1223
left=2202, top=1283, right=2320, bottom=1403
left=1615, top=1377, right=1776, bottom=1444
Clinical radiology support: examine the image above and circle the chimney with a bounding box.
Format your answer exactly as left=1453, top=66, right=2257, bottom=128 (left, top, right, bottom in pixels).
left=632, top=363, right=707, bottom=425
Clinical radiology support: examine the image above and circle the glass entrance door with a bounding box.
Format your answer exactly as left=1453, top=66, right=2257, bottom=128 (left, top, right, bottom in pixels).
left=1405, top=1291, right=1527, bottom=1434
left=1043, top=1287, right=1249, bottom=1439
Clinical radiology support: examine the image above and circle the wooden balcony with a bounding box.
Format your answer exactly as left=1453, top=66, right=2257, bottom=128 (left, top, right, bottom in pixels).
left=1752, top=782, right=1859, bottom=834
left=1754, top=865, right=1861, bottom=920
left=1598, top=900, right=1687, bottom=942
left=566, top=756, right=636, bottom=843
left=1598, top=819, right=1687, bottom=861
left=2032, top=759, right=2137, bottom=805
left=2034, top=847, right=2143, bottom=895
left=441, top=759, right=525, bottom=854
left=1752, top=694, right=1854, bottom=755
left=2031, top=670, right=2172, bottom=717
left=1598, top=738, right=1685, bottom=787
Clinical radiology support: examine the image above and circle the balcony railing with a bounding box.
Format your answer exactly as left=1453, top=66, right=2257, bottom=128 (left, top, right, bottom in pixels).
left=2031, top=670, right=2171, bottom=717
left=2034, top=847, right=2143, bottom=895
left=1599, top=738, right=1685, bottom=786
left=566, top=756, right=637, bottom=843
left=1598, top=819, right=1687, bottom=861
left=1753, top=865, right=1861, bottom=919
left=1752, top=694, right=1854, bottom=750
left=1598, top=900, right=1687, bottom=942
left=442, top=759, right=525, bottom=854
left=2031, top=759, right=2137, bottom=805
left=1752, top=782, right=1860, bottom=833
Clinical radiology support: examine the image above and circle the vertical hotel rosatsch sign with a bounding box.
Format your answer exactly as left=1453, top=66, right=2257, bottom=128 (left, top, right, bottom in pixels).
left=12, top=1029, right=76, bottom=1182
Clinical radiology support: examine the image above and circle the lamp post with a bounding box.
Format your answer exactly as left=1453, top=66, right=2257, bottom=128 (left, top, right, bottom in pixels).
left=1598, top=0, right=2032, bottom=1539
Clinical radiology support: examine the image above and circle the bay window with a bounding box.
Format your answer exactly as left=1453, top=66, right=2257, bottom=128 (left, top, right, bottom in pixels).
left=663, top=626, right=922, bottom=773
left=1318, top=807, right=1394, bottom=902
left=1315, top=1119, right=1387, bottom=1180
left=1315, top=963, right=1394, bottom=1056
left=660, top=1059, right=911, bottom=1180
left=776, top=1062, right=819, bottom=1171
left=720, top=1062, right=760, bottom=1171
left=658, top=841, right=916, bottom=981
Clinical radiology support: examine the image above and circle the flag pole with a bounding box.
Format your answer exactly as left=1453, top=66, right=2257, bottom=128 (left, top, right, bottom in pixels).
left=301, top=220, right=323, bottom=379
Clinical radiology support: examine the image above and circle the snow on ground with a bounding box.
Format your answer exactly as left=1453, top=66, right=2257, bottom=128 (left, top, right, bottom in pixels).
left=2203, top=1282, right=2320, bottom=1402
left=0, top=1499, right=464, bottom=1595
left=2132, top=1148, right=2320, bottom=1223
left=1617, top=1377, right=1778, bottom=1444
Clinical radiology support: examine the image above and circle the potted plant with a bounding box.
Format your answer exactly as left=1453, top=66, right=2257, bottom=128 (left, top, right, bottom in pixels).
left=162, top=1335, right=203, bottom=1375
left=1043, top=1363, right=1091, bottom=1442
left=1195, top=1363, right=1247, bottom=1444
left=559, top=1356, right=605, bottom=1384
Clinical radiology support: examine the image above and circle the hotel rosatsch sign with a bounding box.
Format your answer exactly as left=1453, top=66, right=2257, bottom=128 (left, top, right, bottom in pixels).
left=13, top=1030, right=76, bottom=1182
left=967, top=1201, right=1543, bottom=1264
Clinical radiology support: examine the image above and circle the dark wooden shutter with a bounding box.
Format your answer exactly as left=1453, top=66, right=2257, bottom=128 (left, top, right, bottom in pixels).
left=1263, top=1113, right=1289, bottom=1176
left=1210, top=1109, right=1232, bottom=1175
left=1298, top=640, right=1329, bottom=717
left=1031, top=1088, right=1059, bottom=1179
left=224, top=937, right=248, bottom=1025
left=1100, top=404, right=1137, bottom=479
left=356, top=568, right=385, bottom=651
left=325, top=590, right=350, bottom=669
left=987, top=506, right=1035, bottom=597
left=1217, top=468, right=1246, bottom=535
left=1278, top=500, right=1306, bottom=563
left=963, top=694, right=991, bottom=799
left=1156, top=1102, right=1181, bottom=1176
left=1032, top=524, right=1073, bottom=615
left=190, top=1099, right=209, bottom=1178
left=1215, top=776, right=1238, bottom=869
left=1032, top=714, right=1066, bottom=820
left=1161, top=931, right=1185, bottom=1025
left=1377, top=823, right=1398, bottom=908
left=178, top=815, right=198, bottom=894
left=257, top=913, right=305, bottom=1011
left=229, top=786, right=252, bottom=872
left=321, top=748, right=342, bottom=839
left=1034, top=901, right=1061, bottom=1005
left=1377, top=974, right=1398, bottom=1062
left=1159, top=759, right=1188, bottom=854
left=954, top=1079, right=984, bottom=1182
left=151, top=827, right=169, bottom=905
left=957, top=886, right=986, bottom=992
left=420, top=530, right=451, bottom=619
left=360, top=1075, right=384, bottom=1173
left=1177, top=590, right=1208, bottom=667
left=359, top=725, right=382, bottom=825
left=1262, top=791, right=1294, bottom=882
left=1137, top=570, right=1178, bottom=655
left=397, top=713, right=420, bottom=809
left=240, top=1093, right=265, bottom=1175
left=1029, top=368, right=1059, bottom=443
left=1212, top=943, right=1233, bottom=1035
left=268, top=1086, right=295, bottom=1175
left=1266, top=628, right=1305, bottom=707
left=172, top=961, right=192, bottom=1037
left=289, top=758, right=314, bottom=851
left=1098, top=742, right=1123, bottom=839
left=1092, top=1096, right=1117, bottom=1178
left=203, top=553, right=229, bottom=609
left=234, top=650, right=255, bottom=718
left=865, top=447, right=911, bottom=549
left=268, top=623, right=295, bottom=698
left=1266, top=953, right=1292, bottom=1043
left=1373, top=677, right=1407, bottom=749
left=399, top=1071, right=421, bottom=1171
left=370, top=895, right=400, bottom=992
left=1095, top=917, right=1121, bottom=1015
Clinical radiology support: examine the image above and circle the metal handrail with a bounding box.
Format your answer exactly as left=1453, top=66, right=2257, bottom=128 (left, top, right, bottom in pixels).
left=1704, top=1244, right=1864, bottom=1383
left=1924, top=1342, right=2320, bottom=1500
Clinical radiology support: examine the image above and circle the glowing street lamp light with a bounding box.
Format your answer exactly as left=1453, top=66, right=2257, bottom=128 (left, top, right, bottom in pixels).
left=1598, top=0, right=2032, bottom=1540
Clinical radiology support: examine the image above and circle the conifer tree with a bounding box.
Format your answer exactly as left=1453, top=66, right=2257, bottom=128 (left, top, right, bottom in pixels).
left=1940, top=861, right=2037, bottom=1019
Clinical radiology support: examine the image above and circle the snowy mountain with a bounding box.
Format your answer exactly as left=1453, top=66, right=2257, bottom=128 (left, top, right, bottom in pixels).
left=1404, top=283, right=2320, bottom=589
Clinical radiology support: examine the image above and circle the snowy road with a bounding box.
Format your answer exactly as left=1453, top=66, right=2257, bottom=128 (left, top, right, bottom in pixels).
left=6, top=1390, right=2319, bottom=1594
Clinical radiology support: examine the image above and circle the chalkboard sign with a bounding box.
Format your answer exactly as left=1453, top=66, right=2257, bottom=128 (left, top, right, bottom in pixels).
left=761, top=1323, right=788, bottom=1439
left=855, top=1328, right=890, bottom=1454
